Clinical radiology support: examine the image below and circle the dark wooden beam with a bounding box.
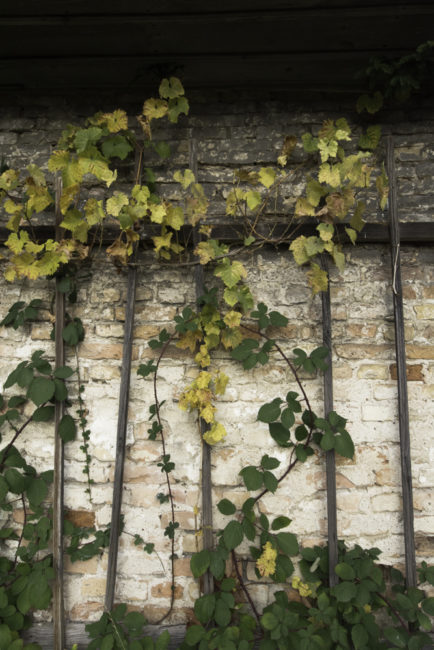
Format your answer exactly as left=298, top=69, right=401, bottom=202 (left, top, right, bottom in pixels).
left=1, top=222, right=434, bottom=247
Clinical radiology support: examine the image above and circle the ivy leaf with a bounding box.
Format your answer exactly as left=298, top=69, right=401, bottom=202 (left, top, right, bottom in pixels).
left=27, top=377, right=55, bottom=406
left=307, top=263, right=328, bottom=295
left=214, top=259, right=247, bottom=289
left=26, top=478, right=48, bottom=507
left=217, top=499, right=236, bottom=516
left=32, top=405, right=55, bottom=422
left=263, top=471, right=278, bottom=493
left=261, top=455, right=280, bottom=470
left=58, top=414, right=76, bottom=442
left=53, top=365, right=74, bottom=379
left=334, top=431, right=355, bottom=459
left=101, top=135, right=133, bottom=160
left=223, top=521, right=244, bottom=551
left=333, top=581, right=357, bottom=602
left=276, top=532, right=299, bottom=556
left=271, top=516, right=291, bottom=531
left=240, top=466, right=263, bottom=491
left=194, top=593, right=216, bottom=625
left=190, top=550, right=210, bottom=578
left=258, top=167, right=276, bottom=188
left=257, top=399, right=282, bottom=423
left=268, top=311, right=288, bottom=327
left=268, top=422, right=290, bottom=446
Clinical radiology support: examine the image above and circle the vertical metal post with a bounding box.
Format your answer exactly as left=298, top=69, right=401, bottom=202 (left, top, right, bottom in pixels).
left=104, top=264, right=137, bottom=611
left=105, top=152, right=141, bottom=610
left=190, top=134, right=214, bottom=594
left=53, top=176, right=65, bottom=650
left=387, top=136, right=417, bottom=589
left=321, top=256, right=338, bottom=587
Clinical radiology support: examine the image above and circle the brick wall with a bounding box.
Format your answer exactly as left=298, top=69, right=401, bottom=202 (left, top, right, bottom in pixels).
left=0, top=93, right=433, bottom=623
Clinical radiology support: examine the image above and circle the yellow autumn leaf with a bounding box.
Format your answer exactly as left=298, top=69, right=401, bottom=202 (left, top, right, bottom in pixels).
left=318, top=163, right=341, bottom=188
left=200, top=403, right=216, bottom=424
left=165, top=205, right=184, bottom=230
left=203, top=422, right=227, bottom=445
left=106, top=192, right=129, bottom=217
left=221, top=326, right=243, bottom=350
left=307, top=263, right=328, bottom=294
left=196, top=371, right=212, bottom=389
left=48, top=150, right=70, bottom=173
left=317, top=223, right=334, bottom=241
left=102, top=109, right=128, bottom=133
left=60, top=184, right=80, bottom=215
left=176, top=329, right=202, bottom=353
left=223, top=310, right=242, bottom=328
left=173, top=169, right=195, bottom=189
left=258, top=167, right=276, bottom=188
left=152, top=231, right=172, bottom=255
left=214, top=372, right=229, bottom=395
left=142, top=98, right=168, bottom=121
left=295, top=197, right=315, bottom=218
left=290, top=236, right=309, bottom=266
left=194, top=241, right=216, bottom=265
left=195, top=344, right=211, bottom=368
left=149, top=203, right=167, bottom=224
left=226, top=188, right=245, bottom=216
left=85, top=198, right=105, bottom=226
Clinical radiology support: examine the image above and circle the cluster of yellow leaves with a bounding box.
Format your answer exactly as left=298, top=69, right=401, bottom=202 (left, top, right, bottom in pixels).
left=256, top=542, right=277, bottom=577
left=4, top=232, right=81, bottom=282
left=139, top=77, right=189, bottom=139
left=178, top=370, right=228, bottom=445
left=291, top=576, right=313, bottom=598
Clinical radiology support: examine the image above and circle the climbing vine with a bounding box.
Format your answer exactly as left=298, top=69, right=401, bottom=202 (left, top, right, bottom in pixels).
left=0, top=77, right=433, bottom=650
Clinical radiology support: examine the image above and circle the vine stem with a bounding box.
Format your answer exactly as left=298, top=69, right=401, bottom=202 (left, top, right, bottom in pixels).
left=0, top=405, right=47, bottom=472
left=231, top=550, right=261, bottom=624
left=151, top=330, right=179, bottom=625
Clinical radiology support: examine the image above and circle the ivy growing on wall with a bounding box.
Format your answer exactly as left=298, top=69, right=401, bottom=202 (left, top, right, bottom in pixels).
left=0, top=77, right=433, bottom=650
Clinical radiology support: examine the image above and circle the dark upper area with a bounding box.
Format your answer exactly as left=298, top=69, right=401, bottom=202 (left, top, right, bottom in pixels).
left=0, top=0, right=433, bottom=101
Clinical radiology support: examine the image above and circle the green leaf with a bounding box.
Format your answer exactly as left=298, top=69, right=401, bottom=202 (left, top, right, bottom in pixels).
left=26, top=478, right=48, bottom=507
left=124, top=611, right=146, bottom=631
left=333, top=581, right=357, bottom=602
left=58, top=414, right=76, bottom=442
left=271, top=516, right=291, bottom=531
left=276, top=532, right=299, bottom=556
left=263, top=472, right=278, bottom=493
left=240, top=466, right=263, bottom=491
left=101, top=634, right=114, bottom=650
left=194, top=594, right=216, bottom=624
left=268, top=422, right=290, bottom=446
left=53, top=365, right=74, bottom=379
left=422, top=596, right=434, bottom=615
left=102, top=135, right=133, bottom=160
left=154, top=142, right=171, bottom=159
left=4, top=468, right=27, bottom=494
left=223, top=521, right=244, bottom=551
left=258, top=399, right=282, bottom=423
left=27, top=377, right=55, bottom=406
left=335, top=562, right=355, bottom=581
left=334, top=431, right=355, bottom=459
left=8, top=396, right=26, bottom=408
left=190, top=550, right=210, bottom=578
left=351, top=623, right=368, bottom=649
left=261, top=612, right=278, bottom=631
left=217, top=499, right=237, bottom=516
left=32, top=405, right=54, bottom=422
left=0, top=624, right=12, bottom=648
left=383, top=627, right=407, bottom=648
left=268, top=311, right=288, bottom=327
left=185, top=625, right=205, bottom=646
left=214, top=599, right=231, bottom=627
left=295, top=446, right=308, bottom=462
left=280, top=408, right=295, bottom=429
left=261, top=455, right=280, bottom=470
left=53, top=378, right=68, bottom=402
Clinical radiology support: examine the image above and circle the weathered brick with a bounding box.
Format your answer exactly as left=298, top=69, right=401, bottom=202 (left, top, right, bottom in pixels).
left=407, top=344, right=434, bottom=359
left=65, top=509, right=95, bottom=527
left=150, top=582, right=183, bottom=599
left=357, top=364, right=389, bottom=380
left=390, top=363, right=423, bottom=381
left=336, top=344, right=391, bottom=360
left=414, top=304, right=434, bottom=319
left=79, top=342, right=139, bottom=360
